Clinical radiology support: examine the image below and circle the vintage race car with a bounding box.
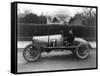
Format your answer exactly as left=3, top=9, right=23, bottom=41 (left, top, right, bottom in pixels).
left=23, top=30, right=91, bottom=62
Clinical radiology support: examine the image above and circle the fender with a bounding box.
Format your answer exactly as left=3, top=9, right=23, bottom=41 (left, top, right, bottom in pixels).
left=70, top=37, right=92, bottom=49
left=32, top=39, right=47, bottom=51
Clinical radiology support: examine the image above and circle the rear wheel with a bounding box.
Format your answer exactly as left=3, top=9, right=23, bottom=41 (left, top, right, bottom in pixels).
left=23, top=44, right=41, bottom=62
left=72, top=43, right=89, bottom=59
left=76, top=43, right=89, bottom=59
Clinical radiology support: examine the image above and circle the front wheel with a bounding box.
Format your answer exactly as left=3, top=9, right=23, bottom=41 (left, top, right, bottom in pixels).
left=23, top=44, right=41, bottom=62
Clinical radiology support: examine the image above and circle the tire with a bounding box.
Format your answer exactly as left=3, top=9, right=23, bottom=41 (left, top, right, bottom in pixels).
left=75, top=43, right=89, bottom=59
left=23, top=44, right=41, bottom=62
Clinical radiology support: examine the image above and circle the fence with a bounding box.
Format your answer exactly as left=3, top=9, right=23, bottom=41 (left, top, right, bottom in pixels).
left=17, top=23, right=96, bottom=41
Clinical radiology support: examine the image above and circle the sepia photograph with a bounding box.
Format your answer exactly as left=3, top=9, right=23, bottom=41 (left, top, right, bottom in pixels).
left=16, top=2, right=97, bottom=73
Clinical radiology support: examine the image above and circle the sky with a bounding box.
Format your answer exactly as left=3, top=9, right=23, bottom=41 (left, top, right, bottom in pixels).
left=17, top=3, right=94, bottom=17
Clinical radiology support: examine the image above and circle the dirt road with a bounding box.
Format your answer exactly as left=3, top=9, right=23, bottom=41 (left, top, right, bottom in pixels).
left=17, top=49, right=97, bottom=73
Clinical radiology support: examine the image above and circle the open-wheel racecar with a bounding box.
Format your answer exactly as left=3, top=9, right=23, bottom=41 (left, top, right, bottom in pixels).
left=23, top=29, right=91, bottom=62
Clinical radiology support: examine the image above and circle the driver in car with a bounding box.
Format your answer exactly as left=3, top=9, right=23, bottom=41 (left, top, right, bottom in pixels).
left=61, top=29, right=75, bottom=45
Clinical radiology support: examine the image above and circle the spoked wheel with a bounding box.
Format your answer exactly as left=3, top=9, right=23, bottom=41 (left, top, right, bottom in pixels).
left=23, top=44, right=41, bottom=62
left=75, top=43, right=89, bottom=59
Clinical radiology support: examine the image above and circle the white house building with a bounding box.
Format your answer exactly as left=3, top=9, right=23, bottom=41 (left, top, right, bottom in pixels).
left=46, top=9, right=72, bottom=24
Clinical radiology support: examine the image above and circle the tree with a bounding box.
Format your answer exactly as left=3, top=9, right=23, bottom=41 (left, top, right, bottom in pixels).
left=18, top=11, right=47, bottom=24
left=19, top=13, right=39, bottom=23
left=70, top=8, right=96, bottom=25
left=39, top=16, right=47, bottom=24
left=82, top=8, right=96, bottom=25
left=81, top=8, right=96, bottom=17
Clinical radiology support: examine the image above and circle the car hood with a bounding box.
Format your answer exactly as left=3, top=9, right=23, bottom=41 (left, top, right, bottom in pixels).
left=32, top=34, right=62, bottom=42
